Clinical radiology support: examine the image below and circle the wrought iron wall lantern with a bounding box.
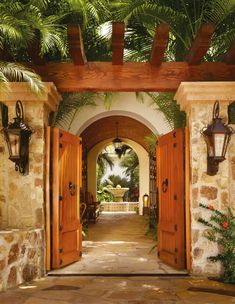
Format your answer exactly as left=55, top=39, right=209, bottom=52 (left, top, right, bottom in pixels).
left=143, top=193, right=149, bottom=216
left=201, top=101, right=234, bottom=176
left=2, top=100, right=32, bottom=175
left=112, top=121, right=122, bottom=153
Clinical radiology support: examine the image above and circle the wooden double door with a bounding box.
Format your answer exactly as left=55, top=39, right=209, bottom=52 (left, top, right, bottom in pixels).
left=46, top=128, right=83, bottom=270
left=157, top=128, right=186, bottom=270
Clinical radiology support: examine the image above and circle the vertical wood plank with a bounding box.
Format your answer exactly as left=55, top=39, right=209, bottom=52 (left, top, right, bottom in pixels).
left=112, top=22, right=125, bottom=65
left=186, top=23, right=215, bottom=65
left=52, top=128, right=60, bottom=269
left=185, top=126, right=191, bottom=271
left=150, top=23, right=169, bottom=66
left=67, top=25, right=87, bottom=65
left=45, top=127, right=51, bottom=271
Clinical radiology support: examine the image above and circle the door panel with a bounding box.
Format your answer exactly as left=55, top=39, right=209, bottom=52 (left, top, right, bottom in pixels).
left=157, top=128, right=185, bottom=269
left=52, top=128, right=82, bottom=269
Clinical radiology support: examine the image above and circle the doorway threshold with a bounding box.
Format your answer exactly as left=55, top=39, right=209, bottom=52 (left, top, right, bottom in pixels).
left=48, top=272, right=189, bottom=277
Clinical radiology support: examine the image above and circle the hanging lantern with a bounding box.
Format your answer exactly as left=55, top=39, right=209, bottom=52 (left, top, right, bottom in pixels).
left=112, top=121, right=122, bottom=153
left=2, top=100, right=32, bottom=175
left=201, top=101, right=234, bottom=176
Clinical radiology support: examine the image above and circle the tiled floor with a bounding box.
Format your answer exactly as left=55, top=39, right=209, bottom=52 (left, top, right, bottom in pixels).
left=1, top=275, right=235, bottom=303
left=50, top=212, right=185, bottom=275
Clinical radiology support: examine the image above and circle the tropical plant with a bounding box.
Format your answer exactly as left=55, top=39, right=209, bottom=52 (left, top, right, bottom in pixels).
left=97, top=150, right=114, bottom=187
left=198, top=203, right=235, bottom=283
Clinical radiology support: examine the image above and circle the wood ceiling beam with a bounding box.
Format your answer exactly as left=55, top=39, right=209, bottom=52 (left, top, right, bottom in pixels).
left=224, top=41, right=235, bottom=64
left=150, top=23, right=169, bottom=66
left=112, top=22, right=125, bottom=65
left=186, top=23, right=215, bottom=65
left=67, top=25, right=87, bottom=65
left=26, top=61, right=235, bottom=92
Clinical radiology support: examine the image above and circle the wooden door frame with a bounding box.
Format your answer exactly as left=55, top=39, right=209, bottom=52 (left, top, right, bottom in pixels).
left=45, top=126, right=192, bottom=272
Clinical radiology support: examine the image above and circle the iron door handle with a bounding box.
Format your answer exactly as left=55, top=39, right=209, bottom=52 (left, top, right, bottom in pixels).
left=162, top=178, right=168, bottom=193
left=68, top=181, right=76, bottom=196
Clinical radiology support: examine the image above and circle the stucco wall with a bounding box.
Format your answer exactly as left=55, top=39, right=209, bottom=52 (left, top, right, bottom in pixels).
left=68, top=92, right=171, bottom=136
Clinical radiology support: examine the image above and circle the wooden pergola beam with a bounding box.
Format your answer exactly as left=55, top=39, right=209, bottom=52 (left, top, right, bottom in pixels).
left=26, top=61, right=235, bottom=92
left=27, top=39, right=46, bottom=65
left=112, top=22, right=125, bottom=65
left=224, top=41, right=235, bottom=64
left=186, top=23, right=215, bottom=65
left=67, top=25, right=87, bottom=65
left=150, top=24, right=170, bottom=66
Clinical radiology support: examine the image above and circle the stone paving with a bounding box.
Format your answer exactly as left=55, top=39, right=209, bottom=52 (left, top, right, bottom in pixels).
left=50, top=212, right=184, bottom=275
left=1, top=275, right=235, bottom=303
left=1, top=213, right=235, bottom=302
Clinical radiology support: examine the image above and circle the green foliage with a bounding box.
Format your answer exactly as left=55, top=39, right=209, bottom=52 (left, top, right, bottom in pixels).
left=97, top=187, right=113, bottom=202
left=52, top=92, right=97, bottom=129
left=144, top=133, right=158, bottom=154
left=97, top=151, right=114, bottom=187
left=148, top=92, right=186, bottom=129
left=198, top=203, right=235, bottom=283
left=228, top=102, right=235, bottom=124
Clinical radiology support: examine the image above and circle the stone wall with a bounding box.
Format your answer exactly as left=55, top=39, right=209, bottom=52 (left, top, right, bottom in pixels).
left=189, top=103, right=230, bottom=276
left=0, top=229, right=44, bottom=291
left=0, top=83, right=60, bottom=291
left=229, top=124, right=235, bottom=210
left=0, top=103, right=46, bottom=229
left=175, top=82, right=235, bottom=276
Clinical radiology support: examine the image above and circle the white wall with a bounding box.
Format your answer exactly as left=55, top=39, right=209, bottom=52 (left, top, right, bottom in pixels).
left=69, top=92, right=171, bottom=136
left=87, top=138, right=149, bottom=215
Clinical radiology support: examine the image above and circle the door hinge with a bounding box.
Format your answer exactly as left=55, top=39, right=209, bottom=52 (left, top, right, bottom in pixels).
left=174, top=194, right=177, bottom=200
left=59, top=143, right=63, bottom=148
left=59, top=248, right=63, bottom=254
left=60, top=259, right=63, bottom=265
left=174, top=224, right=178, bottom=232
left=59, top=224, right=63, bottom=231
left=173, top=132, right=176, bottom=138
left=173, top=143, right=177, bottom=148
left=175, top=247, right=178, bottom=253
left=59, top=132, right=63, bottom=138
left=59, top=195, right=63, bottom=201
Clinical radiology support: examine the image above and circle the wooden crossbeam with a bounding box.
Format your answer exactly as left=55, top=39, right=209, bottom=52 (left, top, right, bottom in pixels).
left=27, top=39, right=46, bottom=65
left=112, top=22, right=125, bottom=65
left=67, top=25, right=87, bottom=65
left=26, top=61, right=235, bottom=92
left=150, top=24, right=169, bottom=66
left=224, top=41, right=235, bottom=64
left=186, top=23, right=215, bottom=65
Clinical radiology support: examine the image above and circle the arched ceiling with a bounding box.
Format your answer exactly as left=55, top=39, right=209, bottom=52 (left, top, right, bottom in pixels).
left=81, top=115, right=153, bottom=152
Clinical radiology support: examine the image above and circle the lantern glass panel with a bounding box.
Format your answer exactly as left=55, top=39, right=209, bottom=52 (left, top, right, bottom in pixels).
left=213, top=133, right=225, bottom=157
left=8, top=132, right=20, bottom=158
left=203, top=134, right=214, bottom=157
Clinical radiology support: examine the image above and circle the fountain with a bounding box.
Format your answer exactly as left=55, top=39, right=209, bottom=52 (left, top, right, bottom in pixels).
left=106, top=185, right=129, bottom=202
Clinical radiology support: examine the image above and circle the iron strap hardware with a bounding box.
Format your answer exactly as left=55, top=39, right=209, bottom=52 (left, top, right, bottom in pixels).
left=162, top=178, right=168, bottom=193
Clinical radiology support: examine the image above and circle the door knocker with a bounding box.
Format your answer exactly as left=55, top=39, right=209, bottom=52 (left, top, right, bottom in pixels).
left=162, top=178, right=168, bottom=193
left=68, top=181, right=76, bottom=196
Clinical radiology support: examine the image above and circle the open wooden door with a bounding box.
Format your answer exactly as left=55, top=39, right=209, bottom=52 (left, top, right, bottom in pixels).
left=157, top=128, right=185, bottom=270
left=52, top=128, right=82, bottom=269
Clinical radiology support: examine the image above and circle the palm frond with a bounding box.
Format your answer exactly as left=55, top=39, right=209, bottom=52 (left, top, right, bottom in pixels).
left=148, top=92, right=186, bottom=130
left=53, top=92, right=98, bottom=129
left=0, top=61, right=44, bottom=94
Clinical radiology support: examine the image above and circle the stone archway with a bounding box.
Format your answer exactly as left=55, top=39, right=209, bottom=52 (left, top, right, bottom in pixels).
left=87, top=138, right=149, bottom=215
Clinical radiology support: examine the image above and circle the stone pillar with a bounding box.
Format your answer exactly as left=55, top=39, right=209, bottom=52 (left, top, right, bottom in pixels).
left=175, top=82, right=235, bottom=276
left=0, top=83, right=61, bottom=290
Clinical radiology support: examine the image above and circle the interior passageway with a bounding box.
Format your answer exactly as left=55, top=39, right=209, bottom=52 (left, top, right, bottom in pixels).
left=50, top=213, right=186, bottom=275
